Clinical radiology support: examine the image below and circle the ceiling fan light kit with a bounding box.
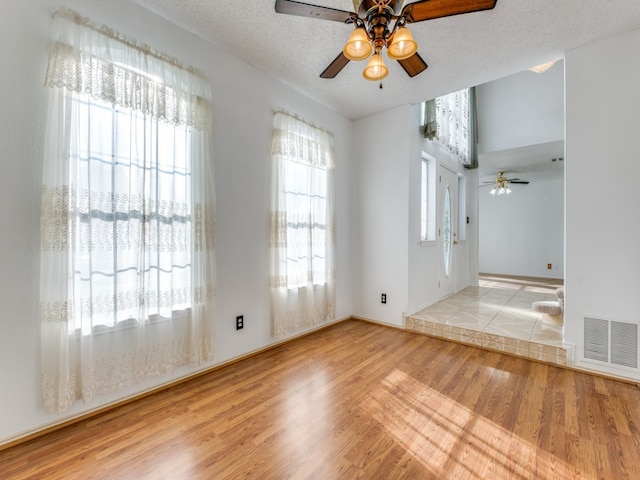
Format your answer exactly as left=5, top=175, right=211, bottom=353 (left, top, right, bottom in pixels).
left=387, top=26, right=418, bottom=60
left=486, top=171, right=529, bottom=195
left=343, top=27, right=373, bottom=60
left=362, top=51, right=389, bottom=80
left=490, top=183, right=511, bottom=196
left=274, top=0, right=498, bottom=81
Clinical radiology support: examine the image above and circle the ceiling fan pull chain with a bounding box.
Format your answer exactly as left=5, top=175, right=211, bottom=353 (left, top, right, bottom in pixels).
left=379, top=81, right=383, bottom=89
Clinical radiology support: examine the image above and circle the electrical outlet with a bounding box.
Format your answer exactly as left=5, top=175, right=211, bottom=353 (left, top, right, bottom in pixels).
left=547, top=263, right=552, bottom=270
left=236, top=315, right=244, bottom=330
left=381, top=293, right=387, bottom=304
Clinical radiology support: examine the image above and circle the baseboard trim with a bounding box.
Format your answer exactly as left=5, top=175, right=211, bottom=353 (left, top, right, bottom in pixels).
left=352, top=315, right=406, bottom=332
left=0, top=315, right=350, bottom=452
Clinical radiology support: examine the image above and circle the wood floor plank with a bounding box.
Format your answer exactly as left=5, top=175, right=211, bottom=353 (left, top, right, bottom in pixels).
left=2, top=319, right=640, bottom=479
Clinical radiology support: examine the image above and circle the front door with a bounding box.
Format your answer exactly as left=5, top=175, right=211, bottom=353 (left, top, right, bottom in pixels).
left=439, top=165, right=458, bottom=299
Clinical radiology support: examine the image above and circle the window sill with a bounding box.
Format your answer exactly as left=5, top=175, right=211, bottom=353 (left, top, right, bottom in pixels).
left=71, top=308, right=192, bottom=337
left=286, top=282, right=328, bottom=295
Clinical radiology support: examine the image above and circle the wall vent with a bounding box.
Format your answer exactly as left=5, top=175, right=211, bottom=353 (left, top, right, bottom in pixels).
left=584, top=317, right=638, bottom=369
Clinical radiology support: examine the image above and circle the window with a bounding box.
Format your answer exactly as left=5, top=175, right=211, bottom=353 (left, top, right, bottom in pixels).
left=283, top=155, right=328, bottom=289
left=436, top=88, right=471, bottom=163
left=269, top=111, right=336, bottom=338
left=421, top=87, right=478, bottom=168
left=70, top=95, right=193, bottom=331
left=40, top=8, right=215, bottom=414
left=420, top=153, right=436, bottom=242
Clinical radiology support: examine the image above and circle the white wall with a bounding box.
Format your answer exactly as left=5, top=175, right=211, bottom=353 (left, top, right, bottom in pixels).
left=352, top=105, right=411, bottom=326
left=0, top=0, right=353, bottom=444
left=565, top=28, right=640, bottom=379
left=407, top=107, right=439, bottom=312
left=476, top=61, right=564, bottom=154
left=352, top=103, right=478, bottom=323
left=463, top=168, right=480, bottom=288
left=479, top=174, right=564, bottom=278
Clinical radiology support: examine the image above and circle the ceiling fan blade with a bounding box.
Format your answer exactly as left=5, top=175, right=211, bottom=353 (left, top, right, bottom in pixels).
left=397, top=52, right=428, bottom=77
left=401, top=0, right=498, bottom=23
left=510, top=180, right=529, bottom=184
left=320, top=52, right=350, bottom=79
left=275, top=0, right=353, bottom=23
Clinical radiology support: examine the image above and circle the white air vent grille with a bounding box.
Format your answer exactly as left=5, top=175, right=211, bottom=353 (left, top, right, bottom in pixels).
left=584, top=317, right=608, bottom=362
left=584, top=317, right=638, bottom=369
left=611, top=321, right=638, bottom=368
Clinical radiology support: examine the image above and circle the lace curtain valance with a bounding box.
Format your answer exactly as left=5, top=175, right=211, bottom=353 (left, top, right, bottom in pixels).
left=44, top=8, right=212, bottom=132
left=271, top=110, right=335, bottom=169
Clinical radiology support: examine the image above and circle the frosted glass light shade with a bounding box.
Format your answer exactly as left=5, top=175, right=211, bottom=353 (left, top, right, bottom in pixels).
left=387, top=27, right=418, bottom=60
left=362, top=53, right=388, bottom=81
left=343, top=28, right=372, bottom=61
left=490, top=183, right=511, bottom=196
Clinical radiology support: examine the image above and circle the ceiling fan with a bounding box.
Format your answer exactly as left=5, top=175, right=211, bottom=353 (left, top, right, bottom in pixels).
left=274, top=0, right=498, bottom=82
left=482, top=171, right=529, bottom=195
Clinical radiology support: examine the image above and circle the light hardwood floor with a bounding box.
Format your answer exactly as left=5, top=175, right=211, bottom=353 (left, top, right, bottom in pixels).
left=2, top=320, right=640, bottom=479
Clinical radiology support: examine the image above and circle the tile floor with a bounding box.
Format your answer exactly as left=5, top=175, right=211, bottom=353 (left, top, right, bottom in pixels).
left=405, top=274, right=570, bottom=366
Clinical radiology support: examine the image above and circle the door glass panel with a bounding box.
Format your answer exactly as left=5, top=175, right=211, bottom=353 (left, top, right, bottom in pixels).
left=443, top=186, right=452, bottom=276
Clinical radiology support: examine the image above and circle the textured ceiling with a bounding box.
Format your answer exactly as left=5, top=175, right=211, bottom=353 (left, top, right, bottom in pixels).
left=131, top=0, right=640, bottom=119
left=478, top=140, right=565, bottom=182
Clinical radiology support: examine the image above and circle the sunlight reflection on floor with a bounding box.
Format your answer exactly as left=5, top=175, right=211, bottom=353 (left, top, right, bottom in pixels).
left=361, top=369, right=580, bottom=479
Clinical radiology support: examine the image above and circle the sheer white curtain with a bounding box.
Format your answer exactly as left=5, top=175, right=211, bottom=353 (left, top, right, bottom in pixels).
left=40, top=8, right=216, bottom=414
left=436, top=88, right=470, bottom=164
left=270, top=111, right=336, bottom=338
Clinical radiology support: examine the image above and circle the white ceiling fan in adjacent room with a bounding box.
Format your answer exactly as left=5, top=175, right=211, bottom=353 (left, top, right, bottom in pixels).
left=481, top=171, right=529, bottom=195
